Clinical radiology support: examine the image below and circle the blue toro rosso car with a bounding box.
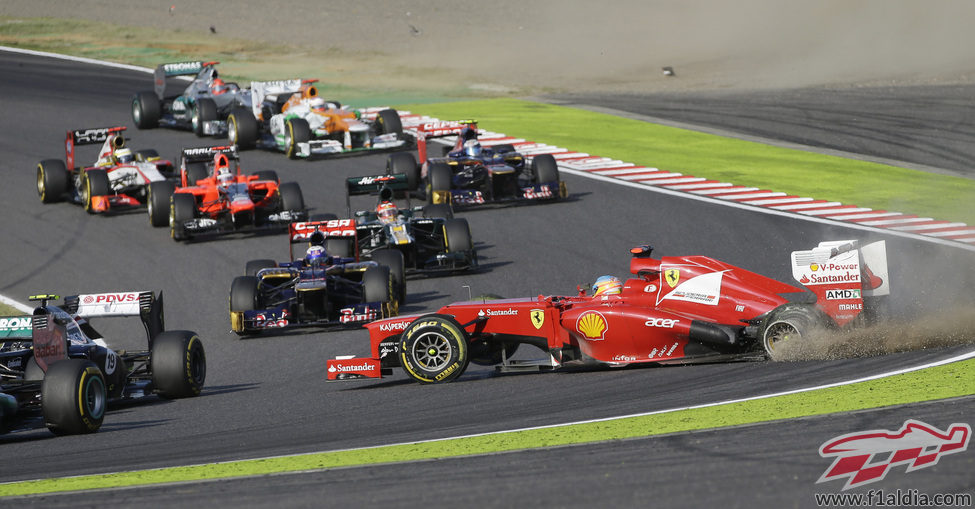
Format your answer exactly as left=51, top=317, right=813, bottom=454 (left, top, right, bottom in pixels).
left=387, top=120, right=567, bottom=207
left=228, top=224, right=403, bottom=336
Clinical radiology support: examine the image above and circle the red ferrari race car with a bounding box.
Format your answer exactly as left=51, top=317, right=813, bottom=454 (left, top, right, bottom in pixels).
left=36, top=126, right=176, bottom=213
left=327, top=239, right=890, bottom=383
left=146, top=145, right=308, bottom=240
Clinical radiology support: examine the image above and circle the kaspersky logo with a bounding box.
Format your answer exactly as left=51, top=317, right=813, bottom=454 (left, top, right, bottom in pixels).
left=576, top=310, right=607, bottom=340
left=817, top=419, right=971, bottom=491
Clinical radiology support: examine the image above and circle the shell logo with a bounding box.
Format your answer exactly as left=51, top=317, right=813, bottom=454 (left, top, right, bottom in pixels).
left=576, top=310, right=608, bottom=340
left=810, top=263, right=820, bottom=271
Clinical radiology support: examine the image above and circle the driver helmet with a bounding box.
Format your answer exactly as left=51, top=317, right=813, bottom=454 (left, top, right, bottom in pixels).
left=376, top=200, right=398, bottom=223
left=214, top=153, right=233, bottom=184
left=463, top=139, right=482, bottom=157
left=211, top=78, right=228, bottom=95
left=592, top=275, right=622, bottom=297
left=113, top=147, right=134, bottom=164
left=305, top=245, right=327, bottom=266
left=308, top=97, right=326, bottom=111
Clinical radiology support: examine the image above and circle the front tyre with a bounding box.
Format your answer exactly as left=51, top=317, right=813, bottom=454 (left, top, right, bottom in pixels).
left=398, top=314, right=469, bottom=384
left=82, top=169, right=110, bottom=213
left=151, top=330, right=206, bottom=398
left=170, top=193, right=196, bottom=241
left=42, top=359, right=106, bottom=435
left=228, top=108, right=258, bottom=149
left=192, top=98, right=218, bottom=137
left=148, top=180, right=176, bottom=227
left=285, top=118, right=311, bottom=159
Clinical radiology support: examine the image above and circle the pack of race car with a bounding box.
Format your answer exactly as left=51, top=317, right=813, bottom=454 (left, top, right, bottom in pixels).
left=326, top=239, right=890, bottom=384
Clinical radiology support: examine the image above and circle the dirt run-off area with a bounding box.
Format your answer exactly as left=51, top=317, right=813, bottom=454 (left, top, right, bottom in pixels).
left=5, top=0, right=975, bottom=100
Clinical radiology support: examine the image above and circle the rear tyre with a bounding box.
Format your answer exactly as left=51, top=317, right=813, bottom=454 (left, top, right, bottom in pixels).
left=386, top=152, right=420, bottom=191
left=228, top=108, right=258, bottom=149
left=82, top=169, right=110, bottom=213
left=279, top=182, right=305, bottom=212
left=371, top=249, right=406, bottom=305
left=422, top=203, right=453, bottom=220
left=192, top=98, right=218, bottom=137
left=151, top=330, right=206, bottom=398
left=170, top=193, right=196, bottom=241
left=376, top=108, right=403, bottom=136
left=285, top=118, right=311, bottom=159
left=42, top=359, right=106, bottom=435
left=362, top=265, right=393, bottom=304
left=245, top=259, right=277, bottom=277
left=132, top=91, right=161, bottom=129
left=148, top=180, right=176, bottom=227
left=427, top=162, right=453, bottom=204
left=398, top=314, right=469, bottom=384
left=253, top=170, right=279, bottom=183
left=759, top=303, right=830, bottom=361
left=37, top=159, right=69, bottom=204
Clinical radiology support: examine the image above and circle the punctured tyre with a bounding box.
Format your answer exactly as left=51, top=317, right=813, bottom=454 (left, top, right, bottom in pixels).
left=427, top=162, right=453, bottom=204
left=386, top=152, right=420, bottom=191
left=228, top=107, right=258, bottom=149
left=245, top=259, right=277, bottom=277
left=279, top=182, right=305, bottom=212
left=376, top=108, right=403, bottom=136
left=170, top=193, right=196, bottom=241
left=82, top=169, right=110, bottom=213
left=132, top=91, right=162, bottom=129
left=285, top=118, right=311, bottom=159
left=42, top=359, right=106, bottom=435
left=148, top=180, right=176, bottom=227
left=398, top=314, right=469, bottom=384
left=253, top=170, right=279, bottom=184
left=151, top=330, right=206, bottom=398
left=37, top=159, right=69, bottom=204
left=759, top=303, right=830, bottom=361
left=371, top=248, right=406, bottom=305
left=192, top=98, right=218, bottom=137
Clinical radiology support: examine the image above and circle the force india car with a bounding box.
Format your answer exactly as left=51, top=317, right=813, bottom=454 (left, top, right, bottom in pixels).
left=147, top=145, right=308, bottom=241
left=132, top=61, right=248, bottom=137
left=389, top=120, right=567, bottom=207
left=36, top=126, right=177, bottom=213
left=0, top=292, right=206, bottom=431
left=1, top=316, right=107, bottom=435
left=227, top=79, right=407, bottom=159
left=327, top=239, right=890, bottom=383
left=228, top=227, right=401, bottom=336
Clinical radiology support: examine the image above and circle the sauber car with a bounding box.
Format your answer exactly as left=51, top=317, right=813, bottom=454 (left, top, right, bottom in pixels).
left=36, top=126, right=177, bottom=213
left=388, top=120, right=567, bottom=207
left=227, top=79, right=407, bottom=159
left=0, top=292, right=205, bottom=430
left=327, top=240, right=889, bottom=383
left=1, top=316, right=108, bottom=435
left=147, top=145, right=308, bottom=240
left=228, top=228, right=401, bottom=336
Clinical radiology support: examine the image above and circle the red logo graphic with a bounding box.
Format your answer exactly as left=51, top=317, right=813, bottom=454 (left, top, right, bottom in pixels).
left=817, top=419, right=971, bottom=490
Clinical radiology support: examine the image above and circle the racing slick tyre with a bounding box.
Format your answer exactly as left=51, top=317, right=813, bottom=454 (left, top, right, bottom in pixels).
left=279, top=182, right=305, bottom=213
left=371, top=249, right=406, bottom=305
left=42, top=359, right=107, bottom=435
left=151, top=330, right=206, bottom=399
left=230, top=276, right=261, bottom=312
left=532, top=153, right=560, bottom=185
left=362, top=265, right=393, bottom=305
left=192, top=98, right=218, bottom=137
left=398, top=314, right=469, bottom=384
left=325, top=237, right=354, bottom=258
left=132, top=91, right=162, bottom=129
left=421, top=203, right=453, bottom=220
left=443, top=218, right=474, bottom=254
left=285, top=118, right=311, bottom=159
left=185, top=162, right=209, bottom=186
left=758, top=303, right=831, bottom=361
left=228, top=107, right=259, bottom=150
left=82, top=169, right=110, bottom=213
left=148, top=180, right=176, bottom=227
left=427, top=162, right=453, bottom=204
left=386, top=152, right=420, bottom=191
left=253, top=170, right=279, bottom=184
left=376, top=108, right=404, bottom=136
left=245, top=259, right=277, bottom=277
left=170, top=193, right=196, bottom=241
left=37, top=159, right=69, bottom=204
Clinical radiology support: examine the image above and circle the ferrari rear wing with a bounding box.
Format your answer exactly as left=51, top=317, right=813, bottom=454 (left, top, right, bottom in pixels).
left=791, top=240, right=889, bottom=326
left=0, top=316, right=32, bottom=340
left=154, top=60, right=216, bottom=98
left=415, top=119, right=479, bottom=162
left=65, top=126, right=126, bottom=170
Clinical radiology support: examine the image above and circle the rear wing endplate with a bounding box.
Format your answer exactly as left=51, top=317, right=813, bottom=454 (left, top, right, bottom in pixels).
left=65, top=126, right=126, bottom=170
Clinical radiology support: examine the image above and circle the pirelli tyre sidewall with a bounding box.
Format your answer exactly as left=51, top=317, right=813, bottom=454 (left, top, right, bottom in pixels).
left=151, top=330, right=206, bottom=398
left=398, top=314, right=468, bottom=384
left=42, top=359, right=107, bottom=435
left=759, top=303, right=830, bottom=361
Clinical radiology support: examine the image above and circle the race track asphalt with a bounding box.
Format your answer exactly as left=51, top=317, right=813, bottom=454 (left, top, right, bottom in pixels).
left=1, top=50, right=973, bottom=507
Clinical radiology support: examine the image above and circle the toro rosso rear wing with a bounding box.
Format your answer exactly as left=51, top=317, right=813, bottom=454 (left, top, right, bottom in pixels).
left=154, top=60, right=216, bottom=99
left=288, top=219, right=358, bottom=260
left=414, top=120, right=480, bottom=162
left=791, top=240, right=889, bottom=326
left=65, top=126, right=126, bottom=170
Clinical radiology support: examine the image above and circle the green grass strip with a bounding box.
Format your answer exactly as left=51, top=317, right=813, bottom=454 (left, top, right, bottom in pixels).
left=395, top=98, right=975, bottom=226
left=3, top=357, right=972, bottom=497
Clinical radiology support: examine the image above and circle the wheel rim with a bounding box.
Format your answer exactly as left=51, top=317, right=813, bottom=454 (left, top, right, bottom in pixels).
left=36, top=167, right=45, bottom=197
left=228, top=117, right=238, bottom=144
left=147, top=190, right=155, bottom=223
left=189, top=345, right=206, bottom=386
left=132, top=100, right=141, bottom=124
left=81, top=175, right=91, bottom=209
left=410, top=331, right=452, bottom=371
left=192, top=107, right=199, bottom=132
left=84, top=374, right=107, bottom=420
left=764, top=321, right=800, bottom=353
